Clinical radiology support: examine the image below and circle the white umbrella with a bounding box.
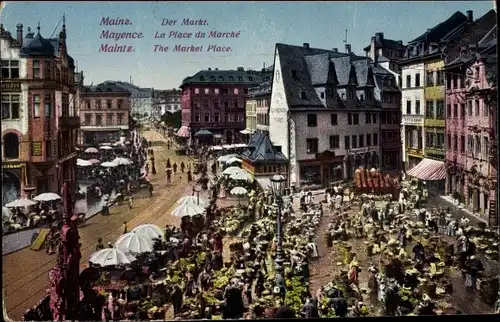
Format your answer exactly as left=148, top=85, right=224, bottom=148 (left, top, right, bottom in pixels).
left=217, top=154, right=237, bottom=162
left=230, top=186, right=248, bottom=196
left=115, top=232, right=153, bottom=254
left=113, top=157, right=133, bottom=166
left=33, top=192, right=61, bottom=202
left=176, top=195, right=208, bottom=207
left=84, top=147, right=99, bottom=153
left=101, top=161, right=118, bottom=167
left=88, top=159, right=101, bottom=164
left=230, top=170, right=253, bottom=181
left=100, top=146, right=113, bottom=150
left=171, top=202, right=205, bottom=217
left=130, top=224, right=164, bottom=240
left=100, top=143, right=112, bottom=146
left=5, top=198, right=37, bottom=208
left=225, top=157, right=242, bottom=164
left=77, top=159, right=93, bottom=167
left=89, top=248, right=136, bottom=266
left=222, top=144, right=233, bottom=149
left=222, top=166, right=243, bottom=176
left=2, top=207, right=11, bottom=221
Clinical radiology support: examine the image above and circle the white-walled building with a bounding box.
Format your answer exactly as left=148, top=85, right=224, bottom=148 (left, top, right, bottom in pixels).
left=111, top=81, right=154, bottom=122
left=153, top=89, right=182, bottom=120
left=269, top=43, right=383, bottom=189
left=400, top=62, right=425, bottom=169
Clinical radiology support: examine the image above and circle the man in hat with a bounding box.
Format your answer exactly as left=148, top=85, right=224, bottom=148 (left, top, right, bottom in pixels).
left=301, top=298, right=319, bottom=318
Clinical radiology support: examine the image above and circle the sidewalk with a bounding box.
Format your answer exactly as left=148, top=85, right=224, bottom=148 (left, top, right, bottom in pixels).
left=437, top=195, right=488, bottom=224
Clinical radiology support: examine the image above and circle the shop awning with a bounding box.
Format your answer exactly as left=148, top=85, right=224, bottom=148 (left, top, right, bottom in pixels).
left=176, top=126, right=190, bottom=138
left=256, top=177, right=271, bottom=190
left=406, top=158, right=445, bottom=181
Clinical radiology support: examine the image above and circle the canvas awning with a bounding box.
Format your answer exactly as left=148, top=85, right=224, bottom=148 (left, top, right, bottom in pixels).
left=406, top=158, right=445, bottom=181
left=194, top=129, right=213, bottom=136
left=176, top=126, right=190, bottom=138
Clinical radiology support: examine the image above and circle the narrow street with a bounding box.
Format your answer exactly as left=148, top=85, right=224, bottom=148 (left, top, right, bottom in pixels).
left=2, top=130, right=193, bottom=321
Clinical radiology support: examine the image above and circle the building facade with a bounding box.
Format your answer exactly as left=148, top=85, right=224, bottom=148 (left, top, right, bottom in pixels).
left=180, top=67, right=272, bottom=144
left=79, top=82, right=131, bottom=145
left=153, top=88, right=182, bottom=120
left=244, top=92, right=257, bottom=134
left=1, top=21, right=80, bottom=202
left=401, top=11, right=470, bottom=174
left=254, top=81, right=272, bottom=133
left=269, top=43, right=383, bottom=189
left=112, top=81, right=153, bottom=122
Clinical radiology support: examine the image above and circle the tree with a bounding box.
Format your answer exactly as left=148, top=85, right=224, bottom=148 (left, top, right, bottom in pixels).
left=161, top=110, right=181, bottom=128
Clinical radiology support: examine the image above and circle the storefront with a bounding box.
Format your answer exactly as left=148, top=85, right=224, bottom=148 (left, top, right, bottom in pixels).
left=2, top=163, right=27, bottom=204
left=344, top=149, right=380, bottom=179
left=298, top=150, right=344, bottom=188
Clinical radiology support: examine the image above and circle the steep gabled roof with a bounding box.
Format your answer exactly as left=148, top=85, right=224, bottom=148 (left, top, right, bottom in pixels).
left=240, top=132, right=287, bottom=164
left=181, top=68, right=272, bottom=86
left=409, top=11, right=468, bottom=44
left=363, top=38, right=406, bottom=52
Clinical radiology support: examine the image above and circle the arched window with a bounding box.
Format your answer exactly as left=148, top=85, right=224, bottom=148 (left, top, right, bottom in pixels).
left=3, top=133, right=19, bottom=159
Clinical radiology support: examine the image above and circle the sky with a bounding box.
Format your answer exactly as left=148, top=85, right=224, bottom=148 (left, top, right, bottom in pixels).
left=0, top=1, right=495, bottom=89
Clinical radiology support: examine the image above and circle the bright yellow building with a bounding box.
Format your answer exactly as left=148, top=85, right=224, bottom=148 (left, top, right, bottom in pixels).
left=423, top=58, right=446, bottom=161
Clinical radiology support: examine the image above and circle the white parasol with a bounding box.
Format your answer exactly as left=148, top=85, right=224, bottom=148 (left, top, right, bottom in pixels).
left=5, top=198, right=37, bottom=208
left=217, top=154, right=237, bottom=162
left=100, top=142, right=112, bottom=146
left=113, top=157, right=133, bottom=166
left=115, top=232, right=153, bottom=254
left=171, top=202, right=205, bottom=217
left=225, top=157, right=242, bottom=164
left=84, top=147, right=99, bottom=153
left=77, top=159, right=93, bottom=167
left=230, top=186, right=248, bottom=196
left=101, top=161, right=118, bottom=167
left=176, top=195, right=208, bottom=207
left=33, top=192, right=61, bottom=202
left=130, top=224, right=164, bottom=240
left=222, top=166, right=243, bottom=176
left=88, top=159, right=101, bottom=164
left=230, top=170, right=253, bottom=182
left=89, top=248, right=136, bottom=266
left=99, top=146, right=113, bottom=150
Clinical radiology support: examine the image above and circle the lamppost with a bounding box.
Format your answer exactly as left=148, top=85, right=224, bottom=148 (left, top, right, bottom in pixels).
left=270, top=173, right=287, bottom=274
left=192, top=183, right=202, bottom=205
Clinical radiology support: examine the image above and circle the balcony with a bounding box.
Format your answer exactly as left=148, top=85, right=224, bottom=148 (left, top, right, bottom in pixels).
left=406, top=147, right=424, bottom=157
left=59, top=116, right=80, bottom=129
left=424, top=118, right=445, bottom=127
left=425, top=147, right=446, bottom=160
left=402, top=115, right=424, bottom=126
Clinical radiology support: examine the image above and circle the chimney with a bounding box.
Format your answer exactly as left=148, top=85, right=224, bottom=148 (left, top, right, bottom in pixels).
left=397, top=40, right=403, bottom=45
left=16, top=23, right=23, bottom=44
left=215, top=68, right=218, bottom=70
left=237, top=67, right=244, bottom=71
left=208, top=67, right=211, bottom=71
left=345, top=44, right=351, bottom=54
left=375, top=32, right=384, bottom=42
left=303, top=43, right=310, bottom=49
left=467, top=10, right=473, bottom=22
left=332, top=48, right=338, bottom=52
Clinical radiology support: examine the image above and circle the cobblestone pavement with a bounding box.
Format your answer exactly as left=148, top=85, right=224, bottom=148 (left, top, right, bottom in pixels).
left=2, top=130, right=196, bottom=321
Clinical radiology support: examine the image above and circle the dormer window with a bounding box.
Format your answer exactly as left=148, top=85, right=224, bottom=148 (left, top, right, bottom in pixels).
left=238, top=76, right=243, bottom=82
left=300, top=91, right=307, bottom=99
left=291, top=70, right=298, bottom=79
left=218, top=76, right=224, bottom=81
left=210, top=76, right=216, bottom=81
left=248, top=76, right=253, bottom=81
left=360, top=94, right=364, bottom=101
left=200, top=76, right=205, bottom=81
left=229, top=76, right=234, bottom=81
left=320, top=92, right=325, bottom=99
left=348, top=89, right=353, bottom=99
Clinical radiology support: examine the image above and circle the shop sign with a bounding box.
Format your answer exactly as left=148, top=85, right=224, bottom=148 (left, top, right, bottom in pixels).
left=1, top=81, right=21, bottom=92
left=32, top=142, right=42, bottom=156
left=2, top=163, right=25, bottom=169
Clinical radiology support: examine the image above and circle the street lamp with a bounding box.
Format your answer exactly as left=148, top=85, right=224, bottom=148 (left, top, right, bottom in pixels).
left=270, top=173, right=287, bottom=273
left=192, top=183, right=202, bottom=205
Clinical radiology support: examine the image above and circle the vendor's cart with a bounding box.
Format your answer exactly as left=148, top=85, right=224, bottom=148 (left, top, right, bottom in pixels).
left=352, top=168, right=400, bottom=200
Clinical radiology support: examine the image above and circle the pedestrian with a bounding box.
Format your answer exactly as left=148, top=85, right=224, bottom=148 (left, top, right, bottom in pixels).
left=123, top=221, right=128, bottom=234
left=96, top=237, right=105, bottom=251
left=128, top=195, right=133, bottom=209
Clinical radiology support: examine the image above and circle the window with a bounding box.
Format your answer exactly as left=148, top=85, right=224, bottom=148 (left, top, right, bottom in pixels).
left=446, top=74, right=451, bottom=89
left=360, top=94, right=364, bottom=101
left=204, top=113, right=210, bottom=122
left=45, top=140, right=52, bottom=158
left=436, top=71, right=444, bottom=85
left=329, top=135, right=340, bottom=149
left=106, top=100, right=112, bottom=109
left=97, top=100, right=102, bottom=109
left=483, top=101, right=489, bottom=117
left=475, top=135, right=481, bottom=155
left=234, top=88, right=239, bottom=95
left=437, top=133, right=444, bottom=149
left=415, top=73, right=420, bottom=87
left=44, top=94, right=51, bottom=117
left=366, top=133, right=372, bottom=146
left=348, top=89, right=353, bottom=99
left=234, top=100, right=239, bottom=108
left=467, top=100, right=472, bottom=116
left=306, top=138, right=318, bottom=154
left=406, top=100, right=411, bottom=114
left=341, top=93, right=345, bottom=100
left=205, top=88, right=210, bottom=94
left=106, top=113, right=113, bottom=125
left=62, top=94, right=69, bottom=117
left=194, top=88, right=200, bottom=94
left=1, top=94, right=20, bottom=119
left=446, top=104, right=451, bottom=118
left=460, top=103, right=465, bottom=118
left=84, top=113, right=92, bottom=125
left=33, top=61, right=40, bottom=79
left=320, top=92, right=325, bottom=99
left=214, top=88, right=219, bottom=94
left=214, top=112, right=220, bottom=122
left=460, top=135, right=465, bottom=152
left=95, top=114, right=102, bottom=125
left=330, top=114, right=337, bottom=125
left=195, top=113, right=200, bottom=122
left=193, top=99, right=200, bottom=108
left=406, top=75, right=411, bottom=88
left=483, top=136, right=489, bottom=157
left=372, top=114, right=377, bottom=124
left=351, top=135, right=358, bottom=148
left=3, top=133, right=19, bottom=159
left=348, top=113, right=353, bottom=125
left=222, top=88, right=229, bottom=94
left=365, top=113, right=371, bottom=124
left=359, top=134, right=364, bottom=147
left=204, top=100, right=210, bottom=108
left=467, top=135, right=473, bottom=152
left=426, top=101, right=434, bottom=118
left=353, top=113, right=359, bottom=125
left=452, top=75, right=458, bottom=89
left=300, top=91, right=307, bottom=99
left=453, top=135, right=458, bottom=151
left=117, top=99, right=123, bottom=109
left=373, top=133, right=378, bottom=145
left=436, top=101, right=444, bottom=119
left=1, top=60, right=20, bottom=78
left=44, top=61, right=51, bottom=79
left=33, top=94, right=41, bottom=118
left=307, top=114, right=317, bottom=127
left=475, top=100, right=480, bottom=116
left=344, top=136, right=350, bottom=150
left=117, top=113, right=124, bottom=125
left=453, top=104, right=458, bottom=119
left=447, top=134, right=451, bottom=149
left=213, top=100, right=219, bottom=108
left=415, top=100, right=421, bottom=114
left=426, top=71, right=434, bottom=86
